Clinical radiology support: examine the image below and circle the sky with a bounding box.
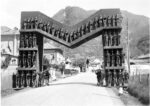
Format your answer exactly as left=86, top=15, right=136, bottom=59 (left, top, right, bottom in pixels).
left=1, top=0, right=150, bottom=29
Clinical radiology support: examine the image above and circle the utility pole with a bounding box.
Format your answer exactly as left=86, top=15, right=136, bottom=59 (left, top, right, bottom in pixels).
left=127, top=18, right=130, bottom=74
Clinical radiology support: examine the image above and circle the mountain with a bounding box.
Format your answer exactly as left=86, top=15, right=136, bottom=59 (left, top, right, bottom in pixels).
left=51, top=6, right=150, bottom=58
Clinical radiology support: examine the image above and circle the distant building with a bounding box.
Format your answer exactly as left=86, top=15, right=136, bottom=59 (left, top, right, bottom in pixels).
left=136, top=53, right=150, bottom=63
left=1, top=26, right=20, bottom=56
left=44, top=43, right=65, bottom=65
left=129, top=53, right=150, bottom=64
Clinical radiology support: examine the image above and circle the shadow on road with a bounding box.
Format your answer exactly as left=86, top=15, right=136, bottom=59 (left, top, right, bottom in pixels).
left=50, top=82, right=97, bottom=86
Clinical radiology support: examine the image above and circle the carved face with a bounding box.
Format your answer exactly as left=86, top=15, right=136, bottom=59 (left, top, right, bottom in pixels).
left=35, top=17, right=38, bottom=20
left=99, top=15, right=102, bottom=19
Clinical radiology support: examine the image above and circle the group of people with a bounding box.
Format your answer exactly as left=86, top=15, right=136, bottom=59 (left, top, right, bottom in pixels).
left=14, top=61, right=66, bottom=88
left=13, top=67, right=55, bottom=88
left=95, top=68, right=129, bottom=87
left=21, top=14, right=122, bottom=43
left=104, top=49, right=124, bottom=67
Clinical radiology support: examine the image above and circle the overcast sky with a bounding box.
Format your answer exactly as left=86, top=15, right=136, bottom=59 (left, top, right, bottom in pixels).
left=1, top=0, right=150, bottom=29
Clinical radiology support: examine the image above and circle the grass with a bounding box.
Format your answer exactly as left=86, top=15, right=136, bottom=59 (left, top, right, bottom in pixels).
left=128, top=74, right=150, bottom=104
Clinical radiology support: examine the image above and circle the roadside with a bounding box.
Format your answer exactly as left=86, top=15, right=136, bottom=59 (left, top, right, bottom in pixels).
left=2, top=71, right=125, bottom=106
left=112, top=87, right=148, bottom=106
left=1, top=70, right=79, bottom=98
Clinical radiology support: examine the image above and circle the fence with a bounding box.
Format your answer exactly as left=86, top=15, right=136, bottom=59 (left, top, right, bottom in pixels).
left=130, top=64, right=150, bottom=75
left=130, top=73, right=149, bottom=85
left=128, top=72, right=150, bottom=104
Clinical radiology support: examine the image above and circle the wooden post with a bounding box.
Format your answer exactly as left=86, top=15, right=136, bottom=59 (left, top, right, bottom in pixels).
left=147, top=74, right=149, bottom=85
left=139, top=72, right=141, bottom=83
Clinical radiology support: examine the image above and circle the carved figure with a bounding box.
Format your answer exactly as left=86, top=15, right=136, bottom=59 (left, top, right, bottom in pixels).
left=54, top=29, right=58, bottom=37
left=111, top=31, right=115, bottom=46
left=92, top=18, right=96, bottom=30
left=111, top=50, right=115, bottom=66
left=22, top=52, right=26, bottom=67
left=81, top=25, right=84, bottom=35
left=83, top=24, right=87, bottom=35
left=116, top=14, right=122, bottom=26
left=106, top=50, right=110, bottom=67
left=32, top=51, right=36, bottom=67
left=24, top=34, right=29, bottom=48
left=113, top=31, right=117, bottom=46
left=28, top=51, right=32, bottom=67
left=116, top=32, right=120, bottom=46
left=38, top=19, right=43, bottom=29
left=51, top=25, right=55, bottom=36
left=118, top=70, right=123, bottom=86
left=63, top=31, right=68, bottom=41
left=43, top=23, right=47, bottom=31
left=107, top=31, right=111, bottom=46
left=116, top=50, right=121, bottom=66
left=99, top=16, right=103, bottom=27
left=21, top=72, right=24, bottom=87
left=67, top=33, right=71, bottom=43
left=77, top=28, right=80, bottom=38
left=107, top=16, right=112, bottom=27
left=47, top=22, right=51, bottom=33
left=28, top=33, right=33, bottom=48
left=71, top=32, right=74, bottom=41
left=103, top=31, right=108, bottom=46
left=22, top=19, right=27, bottom=29
left=95, top=17, right=99, bottom=28
left=27, top=18, right=31, bottom=29
left=30, top=17, right=34, bottom=29
left=18, top=52, right=22, bottom=67
left=26, top=72, right=30, bottom=87
left=103, top=15, right=107, bottom=27
left=33, top=34, right=37, bottom=47
left=34, top=17, right=38, bottom=29
left=107, top=70, right=112, bottom=86
left=112, top=15, right=116, bottom=26
left=20, top=35, right=24, bottom=48
left=89, top=20, right=93, bottom=31
left=32, top=71, right=37, bottom=87
left=113, top=70, right=117, bottom=86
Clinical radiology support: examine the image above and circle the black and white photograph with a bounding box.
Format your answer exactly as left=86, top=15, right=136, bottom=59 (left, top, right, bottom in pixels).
left=1, top=0, right=150, bottom=106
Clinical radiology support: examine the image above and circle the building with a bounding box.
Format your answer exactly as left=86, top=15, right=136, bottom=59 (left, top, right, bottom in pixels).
left=1, top=26, right=20, bottom=56
left=44, top=43, right=65, bottom=65
left=1, top=26, right=65, bottom=65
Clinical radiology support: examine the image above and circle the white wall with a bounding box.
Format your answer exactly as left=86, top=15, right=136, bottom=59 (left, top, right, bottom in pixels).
left=1, top=35, right=19, bottom=56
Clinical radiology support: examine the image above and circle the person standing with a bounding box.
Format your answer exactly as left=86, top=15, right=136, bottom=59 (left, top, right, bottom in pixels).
left=60, top=62, right=65, bottom=78
left=86, top=59, right=89, bottom=68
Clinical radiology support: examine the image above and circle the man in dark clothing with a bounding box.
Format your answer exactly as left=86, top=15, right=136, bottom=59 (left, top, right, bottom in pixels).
left=86, top=59, right=89, bottom=68
left=95, top=69, right=101, bottom=86
left=44, top=69, right=50, bottom=86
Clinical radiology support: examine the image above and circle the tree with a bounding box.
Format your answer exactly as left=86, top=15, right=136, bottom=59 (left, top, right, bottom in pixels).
left=1, top=55, right=11, bottom=69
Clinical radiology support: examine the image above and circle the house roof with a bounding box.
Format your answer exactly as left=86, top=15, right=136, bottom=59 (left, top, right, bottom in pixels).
left=1, top=26, right=19, bottom=35
left=44, top=43, right=60, bottom=49
left=137, top=53, right=150, bottom=59
left=44, top=43, right=63, bottom=54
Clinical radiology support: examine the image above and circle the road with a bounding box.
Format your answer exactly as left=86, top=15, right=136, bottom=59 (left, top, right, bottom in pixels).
left=2, top=71, right=125, bottom=106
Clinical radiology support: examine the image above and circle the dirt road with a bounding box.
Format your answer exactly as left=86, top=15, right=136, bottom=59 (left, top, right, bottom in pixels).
left=2, top=71, right=125, bottom=106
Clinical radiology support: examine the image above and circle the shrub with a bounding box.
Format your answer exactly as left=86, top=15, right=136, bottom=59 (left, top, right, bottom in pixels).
left=128, top=74, right=150, bottom=104
left=1, top=55, right=11, bottom=69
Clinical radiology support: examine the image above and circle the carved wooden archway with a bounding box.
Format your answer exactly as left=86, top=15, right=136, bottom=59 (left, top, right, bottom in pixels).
left=13, top=9, right=124, bottom=88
